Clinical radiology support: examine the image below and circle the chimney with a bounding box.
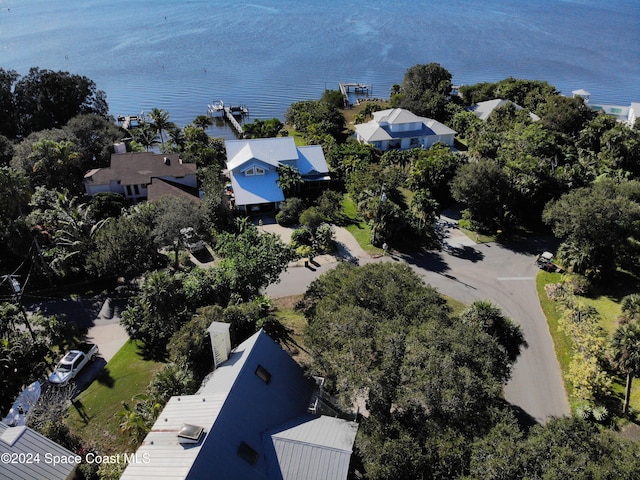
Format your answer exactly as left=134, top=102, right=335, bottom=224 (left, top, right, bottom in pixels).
left=208, top=322, right=231, bottom=369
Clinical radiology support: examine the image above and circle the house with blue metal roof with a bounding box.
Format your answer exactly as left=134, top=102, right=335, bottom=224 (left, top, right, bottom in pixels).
left=354, top=108, right=456, bottom=151
left=225, top=137, right=330, bottom=213
left=121, top=328, right=358, bottom=480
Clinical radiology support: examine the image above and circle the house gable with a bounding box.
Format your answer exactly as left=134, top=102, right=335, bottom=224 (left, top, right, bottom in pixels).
left=355, top=108, right=456, bottom=151
left=122, top=330, right=358, bottom=480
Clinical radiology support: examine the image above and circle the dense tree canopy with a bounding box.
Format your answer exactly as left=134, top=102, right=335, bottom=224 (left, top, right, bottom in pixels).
left=11, top=68, right=108, bottom=138
left=543, top=178, right=640, bottom=279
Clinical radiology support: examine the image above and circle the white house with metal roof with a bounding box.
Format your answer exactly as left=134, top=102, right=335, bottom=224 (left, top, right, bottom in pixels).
left=225, top=137, right=330, bottom=213
left=0, top=422, right=79, bottom=480
left=121, top=328, right=358, bottom=480
left=354, top=108, right=456, bottom=151
left=468, top=99, right=540, bottom=122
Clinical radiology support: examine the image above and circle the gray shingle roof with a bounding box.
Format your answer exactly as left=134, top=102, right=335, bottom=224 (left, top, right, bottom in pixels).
left=83, top=152, right=196, bottom=186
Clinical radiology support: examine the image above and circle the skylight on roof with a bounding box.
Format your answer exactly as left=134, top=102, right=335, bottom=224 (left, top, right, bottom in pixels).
left=238, top=441, right=258, bottom=465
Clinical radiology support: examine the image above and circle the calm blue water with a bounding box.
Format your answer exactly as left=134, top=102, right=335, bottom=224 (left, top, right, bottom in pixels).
left=1, top=0, right=638, bottom=138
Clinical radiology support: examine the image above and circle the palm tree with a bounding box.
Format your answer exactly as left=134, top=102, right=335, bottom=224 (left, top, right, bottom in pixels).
left=147, top=108, right=176, bottom=147
left=276, top=164, right=302, bottom=197
left=611, top=322, right=640, bottom=415
left=621, top=294, right=640, bottom=322
left=132, top=124, right=160, bottom=151
left=192, top=115, right=213, bottom=130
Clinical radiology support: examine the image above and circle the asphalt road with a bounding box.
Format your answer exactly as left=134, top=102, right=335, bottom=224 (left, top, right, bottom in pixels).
left=266, top=228, right=570, bottom=424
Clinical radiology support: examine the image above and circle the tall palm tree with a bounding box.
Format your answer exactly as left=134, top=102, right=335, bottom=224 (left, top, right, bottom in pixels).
left=132, top=124, right=160, bottom=152
left=276, top=164, right=302, bottom=197
left=148, top=108, right=176, bottom=147
left=611, top=322, right=640, bottom=414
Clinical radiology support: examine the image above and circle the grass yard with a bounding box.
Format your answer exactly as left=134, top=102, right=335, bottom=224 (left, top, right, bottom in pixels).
left=340, top=194, right=384, bottom=256
left=536, top=269, right=640, bottom=415
left=67, top=340, right=164, bottom=453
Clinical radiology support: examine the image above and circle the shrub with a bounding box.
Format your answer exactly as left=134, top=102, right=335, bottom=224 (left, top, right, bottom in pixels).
left=290, top=227, right=313, bottom=248
left=276, top=197, right=305, bottom=226
left=299, top=206, right=326, bottom=229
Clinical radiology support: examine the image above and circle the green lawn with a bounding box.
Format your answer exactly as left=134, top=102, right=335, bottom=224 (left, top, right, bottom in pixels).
left=340, top=194, right=384, bottom=256
left=536, top=269, right=640, bottom=414
left=67, top=340, right=164, bottom=453
left=536, top=271, right=575, bottom=400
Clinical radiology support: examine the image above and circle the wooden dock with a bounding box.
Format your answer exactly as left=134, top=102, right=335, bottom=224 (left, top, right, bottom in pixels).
left=117, top=114, right=143, bottom=130
left=224, top=107, right=244, bottom=136
left=339, top=82, right=372, bottom=107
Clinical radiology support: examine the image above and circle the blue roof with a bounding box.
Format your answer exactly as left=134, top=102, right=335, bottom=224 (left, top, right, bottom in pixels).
left=230, top=168, right=285, bottom=206
left=296, top=146, right=329, bottom=176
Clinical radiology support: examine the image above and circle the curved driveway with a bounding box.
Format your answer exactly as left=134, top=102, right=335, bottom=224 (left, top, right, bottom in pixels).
left=266, top=224, right=570, bottom=424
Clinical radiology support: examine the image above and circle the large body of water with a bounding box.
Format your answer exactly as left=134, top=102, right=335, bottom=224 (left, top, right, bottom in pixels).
left=1, top=0, right=638, bottom=138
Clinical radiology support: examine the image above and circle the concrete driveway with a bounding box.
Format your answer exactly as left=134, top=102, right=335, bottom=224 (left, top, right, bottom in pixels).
left=28, top=295, right=129, bottom=394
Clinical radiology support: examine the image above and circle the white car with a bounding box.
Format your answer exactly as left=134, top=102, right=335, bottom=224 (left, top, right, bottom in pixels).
left=48, top=344, right=98, bottom=386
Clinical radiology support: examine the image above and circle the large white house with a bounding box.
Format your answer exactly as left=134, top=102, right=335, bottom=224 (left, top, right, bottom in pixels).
left=354, top=108, right=456, bottom=151
left=83, top=149, right=199, bottom=203
left=225, top=137, right=330, bottom=213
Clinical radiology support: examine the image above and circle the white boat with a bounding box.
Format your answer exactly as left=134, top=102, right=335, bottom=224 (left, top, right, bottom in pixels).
left=208, top=100, right=224, bottom=117
left=2, top=381, right=41, bottom=426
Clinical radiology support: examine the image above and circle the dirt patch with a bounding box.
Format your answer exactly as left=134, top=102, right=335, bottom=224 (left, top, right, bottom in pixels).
left=272, top=295, right=303, bottom=310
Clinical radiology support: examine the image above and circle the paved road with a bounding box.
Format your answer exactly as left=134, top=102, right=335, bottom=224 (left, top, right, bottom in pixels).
left=265, top=222, right=570, bottom=424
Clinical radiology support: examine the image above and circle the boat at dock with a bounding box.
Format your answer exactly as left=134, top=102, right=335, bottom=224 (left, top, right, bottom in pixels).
left=208, top=101, right=248, bottom=118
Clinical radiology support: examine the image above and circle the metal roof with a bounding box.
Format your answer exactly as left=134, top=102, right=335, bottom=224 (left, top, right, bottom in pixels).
left=469, top=99, right=540, bottom=122
left=225, top=138, right=329, bottom=207
left=266, top=415, right=359, bottom=480
left=355, top=108, right=456, bottom=143
left=226, top=137, right=299, bottom=171
left=123, top=330, right=352, bottom=480
left=229, top=168, right=285, bottom=206
left=296, top=146, right=329, bottom=176
left=0, top=422, right=79, bottom=480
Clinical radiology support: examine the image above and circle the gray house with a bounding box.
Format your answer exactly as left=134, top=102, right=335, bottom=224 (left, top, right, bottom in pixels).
left=121, top=329, right=358, bottom=480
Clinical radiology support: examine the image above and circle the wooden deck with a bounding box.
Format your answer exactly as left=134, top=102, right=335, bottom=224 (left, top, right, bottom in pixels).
left=339, top=82, right=372, bottom=107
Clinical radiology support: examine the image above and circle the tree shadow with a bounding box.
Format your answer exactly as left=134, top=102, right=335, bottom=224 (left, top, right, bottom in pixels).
left=494, top=232, right=561, bottom=257
left=443, top=244, right=485, bottom=262
left=95, top=366, right=115, bottom=388
left=396, top=250, right=451, bottom=275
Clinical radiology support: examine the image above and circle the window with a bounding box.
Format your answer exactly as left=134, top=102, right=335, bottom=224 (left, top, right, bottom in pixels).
left=238, top=441, right=258, bottom=465
left=245, top=166, right=265, bottom=176
left=255, top=365, right=272, bottom=384
left=125, top=185, right=132, bottom=196
left=133, top=184, right=140, bottom=195
left=410, top=137, right=420, bottom=147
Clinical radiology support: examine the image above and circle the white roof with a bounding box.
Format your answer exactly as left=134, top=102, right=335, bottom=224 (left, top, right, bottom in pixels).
left=0, top=422, right=79, bottom=480
left=355, top=108, right=456, bottom=143
left=470, top=99, right=540, bottom=122
left=225, top=138, right=329, bottom=206
left=268, top=415, right=359, bottom=480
